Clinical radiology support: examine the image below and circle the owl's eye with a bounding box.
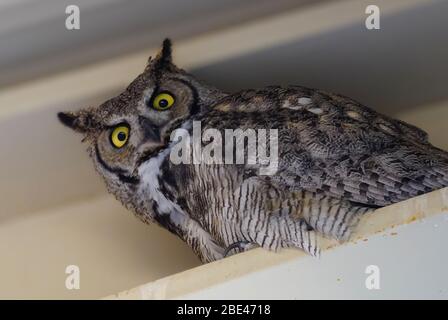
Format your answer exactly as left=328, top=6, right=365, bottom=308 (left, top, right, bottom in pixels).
left=110, top=125, right=129, bottom=148
left=152, top=92, right=175, bottom=111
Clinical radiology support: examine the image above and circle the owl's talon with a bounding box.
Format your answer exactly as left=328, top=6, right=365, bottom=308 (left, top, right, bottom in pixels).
left=224, top=241, right=255, bottom=257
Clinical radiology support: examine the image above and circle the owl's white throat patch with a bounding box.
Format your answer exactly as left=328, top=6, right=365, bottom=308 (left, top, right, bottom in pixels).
left=138, top=147, right=183, bottom=219
left=137, top=120, right=195, bottom=221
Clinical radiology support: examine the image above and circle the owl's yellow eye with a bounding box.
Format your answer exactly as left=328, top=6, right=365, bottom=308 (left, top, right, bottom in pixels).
left=110, top=125, right=129, bottom=148
left=152, top=92, right=175, bottom=111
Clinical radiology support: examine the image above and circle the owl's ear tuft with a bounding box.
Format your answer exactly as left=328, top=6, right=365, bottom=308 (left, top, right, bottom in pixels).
left=58, top=111, right=91, bottom=133
left=160, top=38, right=172, bottom=64
left=148, top=38, right=174, bottom=76
left=58, top=111, right=78, bottom=128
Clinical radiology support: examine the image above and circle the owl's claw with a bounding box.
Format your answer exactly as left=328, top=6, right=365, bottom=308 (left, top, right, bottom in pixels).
left=224, top=241, right=257, bottom=257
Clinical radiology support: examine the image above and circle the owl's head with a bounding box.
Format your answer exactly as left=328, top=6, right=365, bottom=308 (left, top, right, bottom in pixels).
left=58, top=39, right=226, bottom=193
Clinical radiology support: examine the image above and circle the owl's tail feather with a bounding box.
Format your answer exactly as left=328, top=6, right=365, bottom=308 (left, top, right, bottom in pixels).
left=299, top=193, right=372, bottom=242
left=260, top=192, right=370, bottom=256
left=249, top=210, right=320, bottom=256
left=280, top=217, right=320, bottom=257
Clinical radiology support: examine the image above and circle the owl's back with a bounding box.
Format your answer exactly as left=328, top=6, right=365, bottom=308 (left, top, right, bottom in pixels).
left=199, top=85, right=448, bottom=208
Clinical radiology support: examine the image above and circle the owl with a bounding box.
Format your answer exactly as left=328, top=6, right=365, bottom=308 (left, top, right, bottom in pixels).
left=59, top=39, right=448, bottom=263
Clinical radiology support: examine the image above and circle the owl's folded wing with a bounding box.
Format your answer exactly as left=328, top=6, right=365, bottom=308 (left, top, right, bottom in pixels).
left=270, top=106, right=448, bottom=208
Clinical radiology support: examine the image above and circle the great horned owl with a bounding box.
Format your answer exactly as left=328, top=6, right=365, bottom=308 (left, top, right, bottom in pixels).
left=58, top=39, right=448, bottom=263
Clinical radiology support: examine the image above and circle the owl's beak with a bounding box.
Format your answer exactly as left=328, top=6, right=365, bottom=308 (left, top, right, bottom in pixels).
left=135, top=141, right=165, bottom=170
left=134, top=117, right=166, bottom=169
left=138, top=116, right=161, bottom=143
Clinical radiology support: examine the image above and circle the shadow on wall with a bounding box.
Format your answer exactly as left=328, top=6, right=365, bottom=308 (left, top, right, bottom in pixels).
left=192, top=1, right=448, bottom=115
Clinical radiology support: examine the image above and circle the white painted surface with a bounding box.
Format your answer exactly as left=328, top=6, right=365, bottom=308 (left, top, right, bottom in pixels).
left=181, top=213, right=448, bottom=299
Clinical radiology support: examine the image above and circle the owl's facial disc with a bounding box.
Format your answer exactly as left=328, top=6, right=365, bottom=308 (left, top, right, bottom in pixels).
left=90, top=115, right=165, bottom=184
left=58, top=38, right=227, bottom=188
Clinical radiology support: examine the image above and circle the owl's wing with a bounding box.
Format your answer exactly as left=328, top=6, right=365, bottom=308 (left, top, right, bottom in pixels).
left=266, top=92, right=448, bottom=208
left=205, top=87, right=448, bottom=208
